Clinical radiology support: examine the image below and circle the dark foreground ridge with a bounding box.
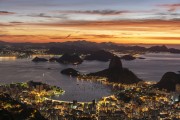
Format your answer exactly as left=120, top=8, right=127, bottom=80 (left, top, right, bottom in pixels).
left=88, top=56, right=142, bottom=84
left=155, top=72, right=180, bottom=91
left=0, top=93, right=47, bottom=120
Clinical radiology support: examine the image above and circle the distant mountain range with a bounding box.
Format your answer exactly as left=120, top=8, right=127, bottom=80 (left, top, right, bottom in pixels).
left=0, top=40, right=179, bottom=54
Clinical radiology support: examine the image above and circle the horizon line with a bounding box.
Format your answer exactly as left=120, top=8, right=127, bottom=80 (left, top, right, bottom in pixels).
left=0, top=40, right=180, bottom=45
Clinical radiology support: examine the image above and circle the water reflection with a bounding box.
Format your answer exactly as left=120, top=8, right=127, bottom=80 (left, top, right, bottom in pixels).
left=30, top=54, right=61, bottom=59
left=0, top=56, right=17, bottom=61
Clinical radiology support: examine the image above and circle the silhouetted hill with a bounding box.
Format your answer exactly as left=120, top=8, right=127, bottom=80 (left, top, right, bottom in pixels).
left=47, top=40, right=101, bottom=54
left=148, top=45, right=168, bottom=52
left=85, top=50, right=114, bottom=62
left=88, top=56, right=142, bottom=84
left=169, top=48, right=180, bottom=53
left=121, top=55, right=136, bottom=61
left=32, top=57, right=48, bottom=62
left=57, top=53, right=83, bottom=65
left=155, top=72, right=180, bottom=91
left=109, top=56, right=123, bottom=69
left=49, top=57, right=59, bottom=62
left=61, top=68, right=80, bottom=77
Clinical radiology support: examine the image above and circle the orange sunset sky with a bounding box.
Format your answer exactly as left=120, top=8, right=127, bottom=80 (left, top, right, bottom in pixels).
left=0, top=0, right=180, bottom=44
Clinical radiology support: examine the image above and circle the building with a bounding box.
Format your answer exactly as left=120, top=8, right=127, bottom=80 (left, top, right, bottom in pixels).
left=175, top=84, right=180, bottom=93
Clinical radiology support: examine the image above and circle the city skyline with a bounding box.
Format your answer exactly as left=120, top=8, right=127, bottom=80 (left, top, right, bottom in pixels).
left=0, top=0, right=180, bottom=44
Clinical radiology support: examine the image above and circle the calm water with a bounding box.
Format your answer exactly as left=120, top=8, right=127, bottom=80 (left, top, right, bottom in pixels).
left=123, top=53, right=180, bottom=81
left=0, top=57, right=111, bottom=102
left=0, top=53, right=180, bottom=101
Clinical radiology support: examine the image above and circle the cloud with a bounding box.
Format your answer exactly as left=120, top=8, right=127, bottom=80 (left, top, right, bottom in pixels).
left=28, top=13, right=52, bottom=18
left=0, top=30, right=7, bottom=33
left=144, top=36, right=180, bottom=41
left=51, top=34, right=72, bottom=39
left=84, top=34, right=119, bottom=38
left=0, top=22, right=23, bottom=27
left=9, top=21, right=24, bottom=24
left=2, top=18, right=179, bottom=33
left=0, top=11, right=15, bottom=15
left=31, top=19, right=180, bottom=28
left=27, top=13, right=69, bottom=20
left=51, top=37, right=65, bottom=39
left=0, top=23, right=13, bottom=26
left=158, top=3, right=180, bottom=12
left=154, top=12, right=180, bottom=20
left=0, top=34, right=52, bottom=43
left=0, top=35, right=35, bottom=37
left=55, top=10, right=130, bottom=16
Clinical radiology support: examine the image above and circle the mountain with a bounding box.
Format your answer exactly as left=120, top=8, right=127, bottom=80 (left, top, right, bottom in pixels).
left=47, top=40, right=101, bottom=54
left=88, top=56, right=142, bottom=84
left=49, top=57, right=59, bottom=62
left=57, top=53, right=83, bottom=65
left=155, top=72, right=180, bottom=91
left=0, top=40, right=179, bottom=54
left=85, top=50, right=114, bottom=62
left=109, top=56, right=123, bottom=69
left=148, top=45, right=168, bottom=52
left=121, top=55, right=136, bottom=61
left=61, top=68, right=80, bottom=77
left=32, top=57, right=48, bottom=62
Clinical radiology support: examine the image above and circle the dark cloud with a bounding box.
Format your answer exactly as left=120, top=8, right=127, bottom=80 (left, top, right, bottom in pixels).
left=0, top=23, right=13, bottom=26
left=0, top=11, right=15, bottom=15
left=55, top=10, right=130, bottom=16
left=50, top=34, right=118, bottom=40
left=28, top=13, right=52, bottom=18
left=51, top=37, right=65, bottom=39
left=158, top=3, right=180, bottom=12
left=155, top=12, right=180, bottom=20
left=0, top=35, right=34, bottom=37
left=0, top=34, right=8, bottom=37
left=51, top=37, right=85, bottom=40
left=84, top=34, right=119, bottom=38
left=51, top=34, right=72, bottom=39
left=27, top=13, right=69, bottom=20
left=32, top=19, right=180, bottom=27
left=9, top=21, right=24, bottom=24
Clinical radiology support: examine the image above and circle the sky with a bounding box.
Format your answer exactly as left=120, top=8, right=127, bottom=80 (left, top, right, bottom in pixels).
left=0, top=0, right=180, bottom=44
